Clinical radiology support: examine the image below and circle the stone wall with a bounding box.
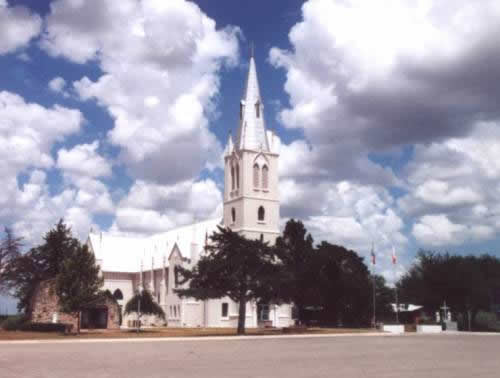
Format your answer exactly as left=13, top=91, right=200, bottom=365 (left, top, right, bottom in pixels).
left=30, top=280, right=79, bottom=330
left=30, top=279, right=121, bottom=330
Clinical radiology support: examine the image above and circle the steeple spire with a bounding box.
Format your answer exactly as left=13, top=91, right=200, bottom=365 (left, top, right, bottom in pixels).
left=235, top=49, right=269, bottom=151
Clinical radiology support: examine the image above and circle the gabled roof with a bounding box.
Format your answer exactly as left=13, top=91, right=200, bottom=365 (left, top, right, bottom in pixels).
left=235, top=55, right=269, bottom=152
left=88, top=218, right=222, bottom=273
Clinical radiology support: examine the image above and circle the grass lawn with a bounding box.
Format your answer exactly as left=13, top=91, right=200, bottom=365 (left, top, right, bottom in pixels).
left=0, top=327, right=377, bottom=341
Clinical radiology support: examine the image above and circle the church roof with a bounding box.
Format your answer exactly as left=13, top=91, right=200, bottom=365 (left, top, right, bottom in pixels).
left=87, top=218, right=222, bottom=273
left=235, top=55, right=269, bottom=152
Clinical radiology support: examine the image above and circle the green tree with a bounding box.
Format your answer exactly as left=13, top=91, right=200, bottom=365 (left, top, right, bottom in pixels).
left=274, top=219, right=316, bottom=324
left=2, top=219, right=85, bottom=314
left=371, top=274, right=394, bottom=323
left=0, top=227, right=23, bottom=294
left=399, top=251, right=500, bottom=329
left=176, top=226, right=279, bottom=335
left=124, top=290, right=165, bottom=324
left=55, top=244, right=103, bottom=333
left=314, top=242, right=372, bottom=326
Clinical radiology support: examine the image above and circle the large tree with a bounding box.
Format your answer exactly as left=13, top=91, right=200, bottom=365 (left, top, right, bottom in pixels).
left=2, top=219, right=86, bottom=314
left=55, top=244, right=104, bottom=333
left=399, top=251, right=500, bottom=329
left=314, top=242, right=372, bottom=326
left=176, top=227, right=279, bottom=335
left=0, top=227, right=23, bottom=294
left=274, top=219, right=316, bottom=324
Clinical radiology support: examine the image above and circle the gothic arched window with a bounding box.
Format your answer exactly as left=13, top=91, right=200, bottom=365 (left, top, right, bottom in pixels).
left=231, top=166, right=235, bottom=190
left=236, top=164, right=240, bottom=188
left=255, top=101, right=260, bottom=118
left=113, top=289, right=123, bottom=301
left=231, top=207, right=236, bottom=223
left=262, top=165, right=269, bottom=189
left=253, top=164, right=260, bottom=188
left=258, top=206, right=265, bottom=221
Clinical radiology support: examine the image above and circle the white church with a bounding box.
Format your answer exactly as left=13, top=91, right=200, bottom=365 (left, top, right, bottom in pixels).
left=87, top=55, right=294, bottom=328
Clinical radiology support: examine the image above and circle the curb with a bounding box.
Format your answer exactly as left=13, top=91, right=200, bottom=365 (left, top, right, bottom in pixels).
left=1, top=330, right=498, bottom=345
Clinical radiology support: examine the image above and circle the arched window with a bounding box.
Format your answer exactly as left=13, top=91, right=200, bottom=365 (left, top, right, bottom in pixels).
left=231, top=207, right=236, bottom=223
left=236, top=164, right=240, bottom=188
left=231, top=166, right=235, bottom=190
left=262, top=165, right=269, bottom=189
left=255, top=101, right=260, bottom=118
left=113, top=289, right=123, bottom=301
left=253, top=164, right=260, bottom=187
left=258, top=206, right=265, bottom=221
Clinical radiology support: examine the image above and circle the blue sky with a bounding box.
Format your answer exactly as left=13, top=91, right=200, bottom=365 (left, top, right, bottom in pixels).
left=2, top=0, right=500, bottom=312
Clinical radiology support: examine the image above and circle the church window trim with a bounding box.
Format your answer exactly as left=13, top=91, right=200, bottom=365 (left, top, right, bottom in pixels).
left=253, top=163, right=260, bottom=188
left=221, top=302, right=229, bottom=319
left=236, top=164, right=240, bottom=189
left=258, top=206, right=265, bottom=222
left=231, top=166, right=235, bottom=190
left=261, top=165, right=269, bottom=190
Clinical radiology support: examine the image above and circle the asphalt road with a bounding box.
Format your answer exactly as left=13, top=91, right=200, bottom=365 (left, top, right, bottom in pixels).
left=1, top=334, right=499, bottom=378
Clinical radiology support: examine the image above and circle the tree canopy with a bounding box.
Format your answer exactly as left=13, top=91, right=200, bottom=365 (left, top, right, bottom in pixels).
left=124, top=290, right=165, bottom=319
left=274, top=219, right=316, bottom=323
left=176, top=226, right=280, bottom=334
left=1, top=219, right=103, bottom=317
left=0, top=227, right=23, bottom=294
left=399, top=251, right=500, bottom=329
left=55, top=244, right=104, bottom=332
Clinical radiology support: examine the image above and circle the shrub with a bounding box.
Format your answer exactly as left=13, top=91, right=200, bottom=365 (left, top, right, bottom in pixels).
left=21, top=322, right=73, bottom=333
left=474, top=311, right=500, bottom=332
left=0, top=315, right=27, bottom=331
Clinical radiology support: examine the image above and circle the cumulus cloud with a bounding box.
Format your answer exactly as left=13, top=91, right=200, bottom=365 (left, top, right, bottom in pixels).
left=0, top=0, right=42, bottom=54
left=0, top=91, right=83, bottom=176
left=57, top=141, right=112, bottom=179
left=42, top=0, right=240, bottom=185
left=271, top=0, right=500, bottom=149
left=48, top=76, right=68, bottom=95
left=112, top=179, right=222, bottom=234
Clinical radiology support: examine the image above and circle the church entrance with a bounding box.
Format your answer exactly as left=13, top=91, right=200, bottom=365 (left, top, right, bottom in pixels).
left=257, top=303, right=273, bottom=328
left=81, top=307, right=108, bottom=329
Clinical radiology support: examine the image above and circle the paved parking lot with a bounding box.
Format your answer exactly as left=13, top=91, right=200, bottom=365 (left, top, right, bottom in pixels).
left=1, top=334, right=499, bottom=378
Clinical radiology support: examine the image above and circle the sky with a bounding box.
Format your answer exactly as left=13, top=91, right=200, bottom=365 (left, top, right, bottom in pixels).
left=2, top=0, right=500, bottom=311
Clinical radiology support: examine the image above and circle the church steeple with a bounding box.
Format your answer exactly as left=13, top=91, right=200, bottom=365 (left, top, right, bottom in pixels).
left=236, top=53, right=269, bottom=152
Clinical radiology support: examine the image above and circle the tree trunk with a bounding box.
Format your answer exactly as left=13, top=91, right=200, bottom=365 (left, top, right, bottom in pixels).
left=237, top=298, right=246, bottom=335
left=76, top=311, right=80, bottom=334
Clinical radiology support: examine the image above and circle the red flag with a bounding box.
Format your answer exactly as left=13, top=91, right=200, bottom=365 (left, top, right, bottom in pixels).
left=370, top=244, right=376, bottom=265
left=392, top=246, right=397, bottom=265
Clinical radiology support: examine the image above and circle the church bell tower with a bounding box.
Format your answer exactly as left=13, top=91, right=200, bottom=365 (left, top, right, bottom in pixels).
left=223, top=53, right=280, bottom=243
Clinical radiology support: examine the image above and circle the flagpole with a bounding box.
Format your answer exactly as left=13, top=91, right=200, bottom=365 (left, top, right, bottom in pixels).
left=392, top=246, right=399, bottom=324
left=371, top=242, right=376, bottom=328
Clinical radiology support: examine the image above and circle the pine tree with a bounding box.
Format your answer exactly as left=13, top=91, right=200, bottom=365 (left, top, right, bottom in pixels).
left=55, top=244, right=103, bottom=333
left=0, top=227, right=23, bottom=294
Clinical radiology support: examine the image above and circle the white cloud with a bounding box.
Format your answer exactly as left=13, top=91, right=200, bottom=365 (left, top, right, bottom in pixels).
left=42, top=0, right=240, bottom=185
left=0, top=91, right=84, bottom=176
left=57, top=141, right=112, bottom=179
left=0, top=1, right=42, bottom=54
left=112, top=178, right=222, bottom=234
left=48, top=76, right=67, bottom=94
left=412, top=214, right=467, bottom=247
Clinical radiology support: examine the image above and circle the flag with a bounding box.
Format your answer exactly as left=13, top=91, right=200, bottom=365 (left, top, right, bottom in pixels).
left=391, top=246, right=397, bottom=265
left=370, top=243, right=376, bottom=265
